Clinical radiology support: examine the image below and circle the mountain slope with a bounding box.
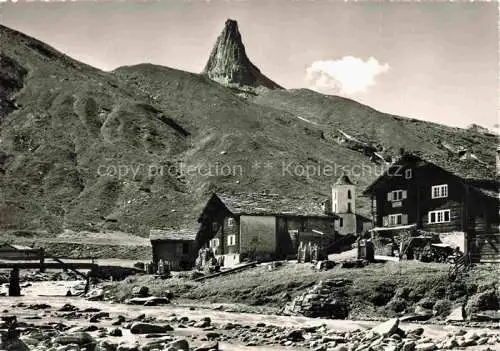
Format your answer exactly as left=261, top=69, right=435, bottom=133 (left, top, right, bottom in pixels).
left=0, top=22, right=496, bottom=239
left=252, top=89, right=498, bottom=178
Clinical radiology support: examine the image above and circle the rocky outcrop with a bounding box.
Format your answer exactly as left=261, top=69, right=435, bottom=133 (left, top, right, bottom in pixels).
left=202, top=19, right=282, bottom=90
left=283, top=278, right=350, bottom=319
left=0, top=52, right=27, bottom=118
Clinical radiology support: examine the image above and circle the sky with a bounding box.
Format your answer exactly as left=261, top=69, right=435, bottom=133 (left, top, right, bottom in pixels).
left=0, top=0, right=498, bottom=130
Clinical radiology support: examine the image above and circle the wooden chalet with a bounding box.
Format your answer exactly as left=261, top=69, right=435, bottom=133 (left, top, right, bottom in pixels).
left=363, top=153, right=499, bottom=263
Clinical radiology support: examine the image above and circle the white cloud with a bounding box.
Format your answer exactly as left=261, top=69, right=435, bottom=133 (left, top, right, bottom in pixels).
left=306, top=56, right=390, bottom=95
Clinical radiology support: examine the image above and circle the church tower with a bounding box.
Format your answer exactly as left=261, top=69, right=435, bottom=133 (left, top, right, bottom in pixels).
left=332, top=174, right=356, bottom=214
left=332, top=174, right=357, bottom=235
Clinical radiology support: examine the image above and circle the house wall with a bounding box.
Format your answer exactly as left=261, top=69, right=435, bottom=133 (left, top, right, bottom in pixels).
left=469, top=233, right=500, bottom=262
left=467, top=192, right=500, bottom=262
left=275, top=217, right=296, bottom=259
left=335, top=213, right=357, bottom=235
left=275, top=216, right=336, bottom=256
left=357, top=217, right=373, bottom=235
left=239, top=215, right=276, bottom=260
left=198, top=195, right=233, bottom=251
left=374, top=163, right=465, bottom=233
left=211, top=215, right=240, bottom=255
left=151, top=240, right=196, bottom=271
left=332, top=184, right=356, bottom=214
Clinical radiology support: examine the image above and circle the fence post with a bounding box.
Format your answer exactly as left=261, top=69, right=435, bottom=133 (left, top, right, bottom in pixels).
left=39, top=247, right=45, bottom=273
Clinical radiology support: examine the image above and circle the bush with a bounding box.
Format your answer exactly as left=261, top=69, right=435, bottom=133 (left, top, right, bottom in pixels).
left=386, top=298, right=407, bottom=313
left=370, top=283, right=396, bottom=306
left=433, top=299, right=452, bottom=317
left=477, top=283, right=495, bottom=293
left=417, top=297, right=437, bottom=309
left=446, top=281, right=468, bottom=301
left=407, top=285, right=427, bottom=302
left=394, top=287, right=411, bottom=300
left=465, top=289, right=499, bottom=316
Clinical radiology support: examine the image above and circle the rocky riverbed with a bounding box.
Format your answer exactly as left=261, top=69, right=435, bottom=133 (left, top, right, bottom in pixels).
left=0, top=281, right=499, bottom=351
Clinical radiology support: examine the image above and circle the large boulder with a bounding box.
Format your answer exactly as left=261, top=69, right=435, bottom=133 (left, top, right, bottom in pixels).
left=86, top=288, right=105, bottom=301
left=194, top=317, right=211, bottom=328
left=168, top=339, right=189, bottom=351
left=117, top=344, right=139, bottom=351
left=445, top=306, right=465, bottom=322
left=53, top=332, right=95, bottom=346
left=127, top=297, right=169, bottom=306
left=469, top=310, right=500, bottom=322
left=1, top=339, right=30, bottom=351
left=370, top=318, right=399, bottom=337
left=130, top=322, right=173, bottom=334
left=131, top=286, right=149, bottom=298
left=194, top=341, right=219, bottom=351
left=95, top=340, right=117, bottom=351
left=385, top=298, right=407, bottom=313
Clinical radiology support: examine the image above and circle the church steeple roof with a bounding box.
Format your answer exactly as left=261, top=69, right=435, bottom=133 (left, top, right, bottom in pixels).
left=334, top=174, right=354, bottom=186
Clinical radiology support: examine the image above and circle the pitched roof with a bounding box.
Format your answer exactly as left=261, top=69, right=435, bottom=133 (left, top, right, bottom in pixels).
left=150, top=227, right=198, bottom=241
left=335, top=174, right=354, bottom=186
left=423, top=153, right=496, bottom=181
left=216, top=192, right=334, bottom=218
left=363, top=153, right=498, bottom=195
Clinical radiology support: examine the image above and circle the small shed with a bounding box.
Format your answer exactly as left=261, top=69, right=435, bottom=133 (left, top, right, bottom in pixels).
left=150, top=228, right=198, bottom=271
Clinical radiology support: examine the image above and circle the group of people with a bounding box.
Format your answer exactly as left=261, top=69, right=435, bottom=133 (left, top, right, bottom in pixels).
left=143, top=260, right=171, bottom=276
left=297, top=242, right=320, bottom=263
left=195, top=247, right=221, bottom=273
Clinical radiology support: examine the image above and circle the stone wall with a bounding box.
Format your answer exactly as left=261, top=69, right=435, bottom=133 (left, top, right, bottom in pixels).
left=283, top=278, right=351, bottom=319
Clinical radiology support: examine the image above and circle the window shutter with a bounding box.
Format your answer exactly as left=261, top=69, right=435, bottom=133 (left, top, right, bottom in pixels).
left=402, top=190, right=407, bottom=200
left=383, top=216, right=389, bottom=227
left=402, top=214, right=408, bottom=225
left=387, top=192, right=392, bottom=201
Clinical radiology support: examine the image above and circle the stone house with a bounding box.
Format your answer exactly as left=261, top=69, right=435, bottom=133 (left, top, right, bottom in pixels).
left=149, top=228, right=198, bottom=270
left=198, top=192, right=339, bottom=266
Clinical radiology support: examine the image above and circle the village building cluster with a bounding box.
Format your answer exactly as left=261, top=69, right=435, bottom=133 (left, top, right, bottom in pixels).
left=150, top=153, right=499, bottom=271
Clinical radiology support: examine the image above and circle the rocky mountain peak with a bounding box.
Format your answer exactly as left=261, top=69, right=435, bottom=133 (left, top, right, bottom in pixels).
left=202, top=19, right=282, bottom=90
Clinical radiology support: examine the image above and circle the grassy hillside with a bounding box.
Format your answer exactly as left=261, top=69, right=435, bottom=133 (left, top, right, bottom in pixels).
left=107, top=261, right=499, bottom=320
left=0, top=24, right=496, bottom=241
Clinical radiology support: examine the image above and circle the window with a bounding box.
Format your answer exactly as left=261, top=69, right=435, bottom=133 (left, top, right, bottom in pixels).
left=182, top=243, right=189, bottom=254
left=176, top=243, right=183, bottom=255
left=212, top=222, right=219, bottom=232
left=227, top=234, right=236, bottom=246
left=388, top=190, right=406, bottom=202
left=405, top=169, right=412, bottom=179
left=210, top=238, right=219, bottom=248
left=428, top=209, right=451, bottom=224
left=389, top=214, right=402, bottom=226
left=347, top=190, right=352, bottom=199
left=347, top=202, right=352, bottom=213
left=339, top=218, right=344, bottom=227
left=431, top=184, right=448, bottom=199
left=227, top=218, right=234, bottom=227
